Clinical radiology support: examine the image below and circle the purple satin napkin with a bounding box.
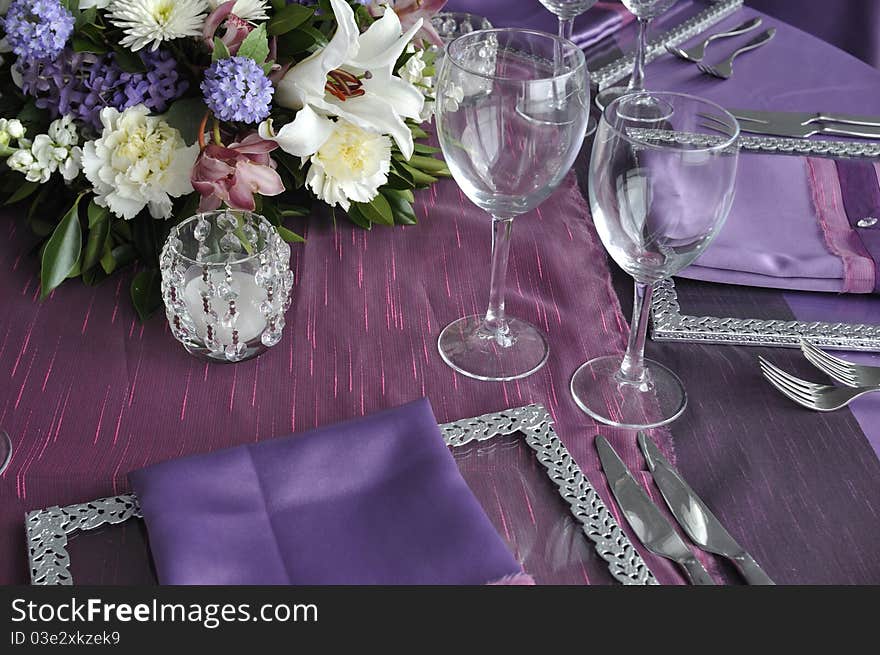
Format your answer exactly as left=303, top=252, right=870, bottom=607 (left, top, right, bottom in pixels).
left=680, top=155, right=880, bottom=294
left=129, top=399, right=528, bottom=585
left=444, top=1, right=635, bottom=49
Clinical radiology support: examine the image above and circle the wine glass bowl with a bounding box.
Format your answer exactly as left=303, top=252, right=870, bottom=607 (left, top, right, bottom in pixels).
left=572, top=92, right=739, bottom=428
left=435, top=29, right=590, bottom=381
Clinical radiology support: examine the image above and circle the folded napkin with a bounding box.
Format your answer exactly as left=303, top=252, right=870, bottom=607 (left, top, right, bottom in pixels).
left=444, top=1, right=635, bottom=50
left=129, top=399, right=530, bottom=585
left=679, top=155, right=880, bottom=294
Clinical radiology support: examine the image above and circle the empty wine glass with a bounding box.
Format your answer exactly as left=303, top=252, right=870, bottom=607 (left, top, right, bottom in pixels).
left=572, top=92, right=739, bottom=428
left=435, top=29, right=589, bottom=381
left=0, top=430, right=11, bottom=475
left=595, top=0, right=677, bottom=119
left=538, top=0, right=599, bottom=41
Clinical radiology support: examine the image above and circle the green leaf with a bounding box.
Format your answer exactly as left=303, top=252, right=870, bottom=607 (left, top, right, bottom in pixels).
left=40, top=195, right=84, bottom=298
left=130, top=269, right=162, bottom=322
left=352, top=194, right=394, bottom=226
left=237, top=24, right=270, bottom=64
left=212, top=37, right=231, bottom=61
left=399, top=161, right=438, bottom=186
left=101, top=242, right=138, bottom=276
left=414, top=143, right=442, bottom=155
left=83, top=201, right=110, bottom=272
left=72, top=35, right=107, bottom=54
left=75, top=7, right=97, bottom=29
left=112, top=46, right=147, bottom=74
left=277, top=225, right=305, bottom=243
left=162, top=98, right=208, bottom=145
left=267, top=4, right=315, bottom=36
left=407, top=154, right=451, bottom=174
left=344, top=204, right=373, bottom=230
left=382, top=189, right=417, bottom=225
left=5, top=180, right=40, bottom=205
left=87, top=199, right=110, bottom=229
left=276, top=25, right=327, bottom=57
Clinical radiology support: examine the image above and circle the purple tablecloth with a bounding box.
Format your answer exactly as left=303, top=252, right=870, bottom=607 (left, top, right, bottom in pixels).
left=2, top=3, right=879, bottom=585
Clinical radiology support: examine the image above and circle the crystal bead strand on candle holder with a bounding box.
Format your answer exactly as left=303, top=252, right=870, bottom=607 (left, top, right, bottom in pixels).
left=160, top=209, right=293, bottom=363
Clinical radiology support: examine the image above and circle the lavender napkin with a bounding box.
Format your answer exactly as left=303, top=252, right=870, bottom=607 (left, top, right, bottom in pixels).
left=129, top=399, right=528, bottom=585
left=680, top=156, right=880, bottom=294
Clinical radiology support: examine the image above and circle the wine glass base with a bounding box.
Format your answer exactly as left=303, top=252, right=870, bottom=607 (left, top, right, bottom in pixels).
left=438, top=315, right=549, bottom=382
left=595, top=88, right=675, bottom=122
left=570, top=355, right=687, bottom=428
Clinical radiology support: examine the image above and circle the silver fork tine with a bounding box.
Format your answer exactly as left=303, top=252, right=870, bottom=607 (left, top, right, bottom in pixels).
left=759, top=365, right=820, bottom=409
left=758, top=361, right=816, bottom=403
left=758, top=358, right=821, bottom=393
left=800, top=340, right=859, bottom=385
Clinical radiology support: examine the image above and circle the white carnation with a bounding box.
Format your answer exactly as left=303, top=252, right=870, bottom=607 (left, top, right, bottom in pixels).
left=305, top=120, right=391, bottom=211
left=78, top=0, right=111, bottom=8
left=82, top=105, right=198, bottom=220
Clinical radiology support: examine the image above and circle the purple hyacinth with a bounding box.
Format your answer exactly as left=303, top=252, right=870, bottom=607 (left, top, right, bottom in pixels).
left=1, top=0, right=75, bottom=62
left=201, top=56, right=274, bottom=124
left=17, top=49, right=189, bottom=134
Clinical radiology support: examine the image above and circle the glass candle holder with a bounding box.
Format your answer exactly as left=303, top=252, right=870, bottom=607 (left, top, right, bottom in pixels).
left=159, top=210, right=293, bottom=363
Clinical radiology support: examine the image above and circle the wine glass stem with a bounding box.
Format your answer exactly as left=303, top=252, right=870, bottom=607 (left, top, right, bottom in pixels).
left=558, top=16, right=575, bottom=42
left=628, top=17, right=651, bottom=92
left=619, top=280, right=653, bottom=383
left=484, top=215, right=514, bottom=338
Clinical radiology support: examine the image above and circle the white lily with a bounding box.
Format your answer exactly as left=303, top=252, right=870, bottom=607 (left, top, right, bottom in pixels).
left=261, top=0, right=424, bottom=160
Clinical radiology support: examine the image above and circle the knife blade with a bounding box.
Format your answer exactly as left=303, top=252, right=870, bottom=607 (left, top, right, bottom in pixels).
left=637, top=432, right=775, bottom=585
left=735, top=119, right=880, bottom=140
left=729, top=108, right=880, bottom=129
left=595, top=435, right=715, bottom=585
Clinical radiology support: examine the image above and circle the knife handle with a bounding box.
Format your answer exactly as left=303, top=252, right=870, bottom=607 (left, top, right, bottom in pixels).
left=733, top=553, right=775, bottom=585
left=680, top=556, right=716, bottom=586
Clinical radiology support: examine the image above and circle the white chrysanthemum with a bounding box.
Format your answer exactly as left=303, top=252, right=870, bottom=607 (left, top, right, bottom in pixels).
left=207, top=0, right=269, bottom=21
left=305, top=120, right=391, bottom=211
left=82, top=105, right=199, bottom=220
left=109, top=0, right=209, bottom=52
left=7, top=116, right=81, bottom=183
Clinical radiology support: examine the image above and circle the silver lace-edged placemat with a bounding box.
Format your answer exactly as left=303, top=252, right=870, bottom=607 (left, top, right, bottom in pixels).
left=651, top=278, right=880, bottom=351
left=26, top=405, right=656, bottom=586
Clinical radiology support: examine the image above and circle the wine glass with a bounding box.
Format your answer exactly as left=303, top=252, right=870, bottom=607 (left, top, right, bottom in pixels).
left=435, top=29, right=590, bottom=381
left=571, top=92, right=739, bottom=428
left=0, top=430, right=11, bottom=475
left=595, top=0, right=678, bottom=118
left=538, top=0, right=599, bottom=41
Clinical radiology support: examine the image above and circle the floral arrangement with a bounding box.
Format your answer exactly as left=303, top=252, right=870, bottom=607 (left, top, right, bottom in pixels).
left=0, top=0, right=448, bottom=317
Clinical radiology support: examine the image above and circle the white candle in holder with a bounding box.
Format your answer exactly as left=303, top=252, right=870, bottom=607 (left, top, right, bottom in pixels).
left=182, top=270, right=267, bottom=345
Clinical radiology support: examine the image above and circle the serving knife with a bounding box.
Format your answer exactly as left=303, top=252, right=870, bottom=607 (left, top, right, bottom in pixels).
left=596, top=435, right=715, bottom=585
left=729, top=108, right=880, bottom=129
left=638, top=432, right=775, bottom=585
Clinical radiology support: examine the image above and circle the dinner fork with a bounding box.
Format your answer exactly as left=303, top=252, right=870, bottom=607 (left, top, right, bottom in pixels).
left=758, top=357, right=880, bottom=411
left=0, top=431, right=11, bottom=476
left=697, top=28, right=776, bottom=79
left=800, top=339, right=880, bottom=387
left=666, top=17, right=762, bottom=63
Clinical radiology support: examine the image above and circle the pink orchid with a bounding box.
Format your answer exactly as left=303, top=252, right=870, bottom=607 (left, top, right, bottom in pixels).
left=369, top=0, right=448, bottom=48
left=203, top=1, right=253, bottom=55
left=191, top=133, right=285, bottom=212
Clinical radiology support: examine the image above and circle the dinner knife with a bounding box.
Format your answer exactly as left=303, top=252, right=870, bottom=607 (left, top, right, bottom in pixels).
left=735, top=120, right=880, bottom=140
left=637, top=432, right=775, bottom=586
left=595, top=435, right=716, bottom=585
left=729, top=108, right=880, bottom=129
